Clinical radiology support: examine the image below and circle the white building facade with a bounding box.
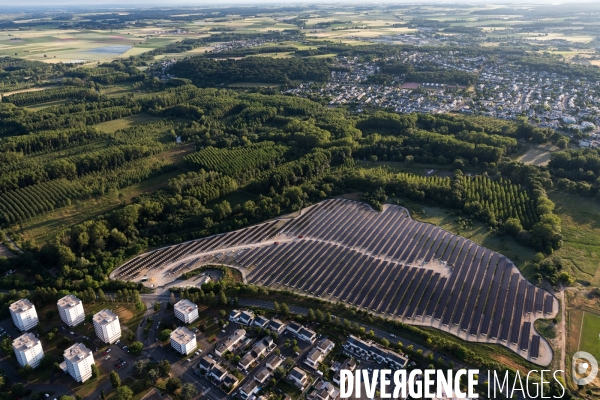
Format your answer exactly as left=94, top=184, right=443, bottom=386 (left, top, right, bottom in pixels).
left=174, top=299, right=199, bottom=323
left=63, top=343, right=95, bottom=383
left=170, top=326, right=197, bottom=355
left=93, top=309, right=122, bottom=344
left=9, top=299, right=39, bottom=331
left=57, top=295, right=85, bottom=327
left=13, top=333, right=44, bottom=368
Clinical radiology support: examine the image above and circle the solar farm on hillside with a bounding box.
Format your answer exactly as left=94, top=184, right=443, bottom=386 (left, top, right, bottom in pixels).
left=112, top=199, right=558, bottom=365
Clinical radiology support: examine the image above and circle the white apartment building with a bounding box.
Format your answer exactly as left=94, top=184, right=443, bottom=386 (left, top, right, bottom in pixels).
left=13, top=332, right=44, bottom=368
left=62, top=343, right=95, bottom=383
left=57, top=295, right=85, bottom=327
left=9, top=299, right=39, bottom=331
left=174, top=299, right=199, bottom=324
left=93, top=309, right=122, bottom=344
left=170, top=326, right=197, bottom=355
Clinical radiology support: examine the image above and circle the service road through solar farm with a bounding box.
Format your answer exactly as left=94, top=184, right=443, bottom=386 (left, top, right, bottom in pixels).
left=113, top=199, right=558, bottom=365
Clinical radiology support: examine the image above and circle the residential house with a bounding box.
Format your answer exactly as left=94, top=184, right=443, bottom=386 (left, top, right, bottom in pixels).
left=316, top=338, right=335, bottom=356
left=210, top=363, right=228, bottom=382
left=198, top=356, right=216, bottom=372
left=229, top=310, right=242, bottom=322
left=254, top=367, right=271, bottom=385
left=238, top=353, right=255, bottom=371
left=265, top=354, right=283, bottom=371
left=269, top=318, right=287, bottom=334
left=298, top=327, right=317, bottom=344
left=263, top=335, right=275, bottom=350
left=251, top=341, right=267, bottom=359
left=223, top=374, right=239, bottom=391
left=238, top=310, right=255, bottom=326
left=309, top=381, right=340, bottom=400
left=253, top=316, right=270, bottom=328
left=286, top=321, right=302, bottom=335
left=288, top=367, right=309, bottom=389
left=304, top=348, right=325, bottom=369
left=333, top=358, right=357, bottom=385
left=239, top=380, right=259, bottom=399
left=215, top=329, right=246, bottom=356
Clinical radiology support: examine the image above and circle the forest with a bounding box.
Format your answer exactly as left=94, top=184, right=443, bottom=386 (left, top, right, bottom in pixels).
left=168, top=57, right=331, bottom=86
left=0, top=33, right=589, bottom=301
left=0, top=76, right=570, bottom=296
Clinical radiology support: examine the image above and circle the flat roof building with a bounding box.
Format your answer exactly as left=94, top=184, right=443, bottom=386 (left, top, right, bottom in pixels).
left=13, top=333, right=44, bottom=368
left=170, top=326, right=197, bottom=355
left=10, top=299, right=39, bottom=332
left=93, top=309, right=122, bottom=344
left=62, top=343, right=95, bottom=383
left=174, top=299, right=199, bottom=324
left=57, top=295, right=85, bottom=327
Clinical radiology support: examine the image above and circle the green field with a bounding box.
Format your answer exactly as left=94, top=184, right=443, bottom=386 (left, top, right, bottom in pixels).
left=18, top=167, right=183, bottom=244
left=412, top=204, right=538, bottom=273
left=578, top=312, right=600, bottom=363
left=550, top=192, right=600, bottom=286
left=93, top=113, right=161, bottom=132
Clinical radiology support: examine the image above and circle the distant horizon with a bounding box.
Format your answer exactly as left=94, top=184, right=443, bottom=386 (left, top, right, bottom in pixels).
left=2, top=0, right=599, bottom=9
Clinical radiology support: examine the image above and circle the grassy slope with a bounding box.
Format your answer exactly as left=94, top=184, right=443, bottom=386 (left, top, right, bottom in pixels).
left=18, top=168, right=182, bottom=244
left=16, top=137, right=196, bottom=244
left=394, top=199, right=538, bottom=274
left=93, top=113, right=162, bottom=133
left=549, top=191, right=600, bottom=286
left=579, top=312, right=600, bottom=362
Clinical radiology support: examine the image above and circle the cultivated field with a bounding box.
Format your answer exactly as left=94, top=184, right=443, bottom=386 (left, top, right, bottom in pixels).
left=113, top=199, right=558, bottom=365
left=580, top=312, right=600, bottom=360
left=518, top=144, right=559, bottom=166
left=0, top=29, right=193, bottom=63
left=550, top=192, right=600, bottom=286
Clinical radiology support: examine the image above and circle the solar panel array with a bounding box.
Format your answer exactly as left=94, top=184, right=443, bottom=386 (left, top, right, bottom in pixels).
left=114, top=220, right=282, bottom=279
left=115, top=198, right=554, bottom=361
